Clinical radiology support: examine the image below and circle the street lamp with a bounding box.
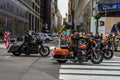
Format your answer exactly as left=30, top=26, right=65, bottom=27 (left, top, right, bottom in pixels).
left=95, top=0, right=100, bottom=34
left=94, top=15, right=100, bottom=34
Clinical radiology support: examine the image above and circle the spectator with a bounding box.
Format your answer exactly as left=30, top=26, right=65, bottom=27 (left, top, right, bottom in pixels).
left=100, top=33, right=103, bottom=40
left=94, top=33, right=101, bottom=41
left=59, top=31, right=67, bottom=46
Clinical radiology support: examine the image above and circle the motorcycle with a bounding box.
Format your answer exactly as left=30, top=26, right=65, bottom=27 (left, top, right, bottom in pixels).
left=96, top=40, right=114, bottom=60
left=8, top=37, right=50, bottom=57
left=52, top=36, right=103, bottom=64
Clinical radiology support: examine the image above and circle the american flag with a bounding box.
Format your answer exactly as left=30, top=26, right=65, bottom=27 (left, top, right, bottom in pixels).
left=4, top=21, right=10, bottom=50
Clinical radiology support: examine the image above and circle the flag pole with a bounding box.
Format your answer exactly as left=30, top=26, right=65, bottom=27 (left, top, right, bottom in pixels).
left=5, top=18, right=8, bottom=27
left=4, top=18, right=10, bottom=50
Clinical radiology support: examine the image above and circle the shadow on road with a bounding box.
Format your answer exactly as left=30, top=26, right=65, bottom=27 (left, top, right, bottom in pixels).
left=10, top=54, right=51, bottom=58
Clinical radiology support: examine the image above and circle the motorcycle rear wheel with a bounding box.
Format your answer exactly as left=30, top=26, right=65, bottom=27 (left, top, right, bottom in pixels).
left=91, top=50, right=103, bottom=64
left=12, top=52, right=21, bottom=56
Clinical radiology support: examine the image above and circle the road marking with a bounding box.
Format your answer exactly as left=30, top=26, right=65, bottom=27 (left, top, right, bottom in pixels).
left=61, top=64, right=120, bottom=70
left=59, top=75, right=120, bottom=80
left=59, top=56, right=120, bottom=80
left=60, top=69, right=120, bottom=75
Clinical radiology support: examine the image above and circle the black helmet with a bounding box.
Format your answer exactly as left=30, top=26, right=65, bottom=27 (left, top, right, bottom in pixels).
left=72, top=30, right=77, bottom=33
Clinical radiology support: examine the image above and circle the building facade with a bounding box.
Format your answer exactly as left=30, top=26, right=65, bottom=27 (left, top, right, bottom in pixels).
left=70, top=0, right=120, bottom=32
left=40, top=0, right=45, bottom=28
left=68, top=0, right=72, bottom=23
left=0, top=0, right=28, bottom=37
left=19, top=0, right=40, bottom=33
left=69, top=0, right=91, bottom=32
left=57, top=10, right=62, bottom=29
left=44, top=0, right=51, bottom=32
left=51, top=0, right=56, bottom=32
left=51, top=0, right=62, bottom=33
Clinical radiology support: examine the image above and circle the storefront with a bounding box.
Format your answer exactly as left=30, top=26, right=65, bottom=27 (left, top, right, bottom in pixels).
left=98, top=3, right=120, bottom=17
left=0, top=14, right=28, bottom=37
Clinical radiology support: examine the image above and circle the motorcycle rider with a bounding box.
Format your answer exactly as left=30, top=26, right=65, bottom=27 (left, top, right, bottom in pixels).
left=25, top=30, right=32, bottom=55
left=19, top=30, right=31, bottom=56
left=94, top=33, right=101, bottom=41
left=70, top=30, right=82, bottom=61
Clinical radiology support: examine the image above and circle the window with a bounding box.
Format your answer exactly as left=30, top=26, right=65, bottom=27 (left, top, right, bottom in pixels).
left=35, top=0, right=37, bottom=3
left=1, top=4, right=3, bottom=9
left=38, top=8, right=40, bottom=13
left=17, top=8, right=19, bottom=14
left=11, top=5, right=14, bottom=12
left=32, top=3, right=35, bottom=9
left=3, top=3, right=5, bottom=9
left=7, top=2, right=9, bottom=9
left=35, top=5, right=37, bottom=11
left=38, top=0, right=40, bottom=5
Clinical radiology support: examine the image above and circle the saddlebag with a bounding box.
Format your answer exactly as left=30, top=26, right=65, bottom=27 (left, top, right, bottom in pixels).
left=54, top=48, right=70, bottom=55
left=8, top=44, right=20, bottom=52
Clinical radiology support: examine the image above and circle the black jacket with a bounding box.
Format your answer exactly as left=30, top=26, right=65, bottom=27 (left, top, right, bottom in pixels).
left=71, top=34, right=80, bottom=46
left=24, top=34, right=31, bottom=43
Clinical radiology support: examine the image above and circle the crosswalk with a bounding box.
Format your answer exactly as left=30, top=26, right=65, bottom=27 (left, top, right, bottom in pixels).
left=59, top=56, right=120, bottom=80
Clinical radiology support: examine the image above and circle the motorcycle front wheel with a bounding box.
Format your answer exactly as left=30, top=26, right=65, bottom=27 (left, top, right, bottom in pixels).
left=12, top=52, right=21, bottom=56
left=103, top=49, right=113, bottom=59
left=39, top=46, right=50, bottom=57
left=91, top=50, right=103, bottom=64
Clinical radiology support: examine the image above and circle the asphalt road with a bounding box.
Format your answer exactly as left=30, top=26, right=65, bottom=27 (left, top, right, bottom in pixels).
left=0, top=47, right=60, bottom=80
left=0, top=41, right=120, bottom=80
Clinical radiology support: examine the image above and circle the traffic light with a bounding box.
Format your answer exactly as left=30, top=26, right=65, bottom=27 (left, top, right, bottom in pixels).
left=99, top=21, right=104, bottom=26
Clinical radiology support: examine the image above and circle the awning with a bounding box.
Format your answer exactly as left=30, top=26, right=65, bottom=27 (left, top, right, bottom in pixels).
left=0, top=9, right=28, bottom=23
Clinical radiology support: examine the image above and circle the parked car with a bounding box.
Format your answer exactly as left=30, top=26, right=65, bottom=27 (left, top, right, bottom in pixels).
left=37, top=33, right=53, bottom=43
left=52, top=33, right=59, bottom=39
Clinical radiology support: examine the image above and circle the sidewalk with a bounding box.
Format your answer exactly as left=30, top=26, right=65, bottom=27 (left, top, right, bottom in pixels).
left=0, top=43, right=6, bottom=48
left=0, top=41, right=22, bottom=49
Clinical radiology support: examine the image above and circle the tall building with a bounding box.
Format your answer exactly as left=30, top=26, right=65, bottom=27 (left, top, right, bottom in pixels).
left=54, top=0, right=58, bottom=13
left=57, top=10, right=62, bottom=28
left=70, top=0, right=120, bottom=33
left=0, top=0, right=28, bottom=37
left=44, top=0, right=51, bottom=31
left=51, top=0, right=61, bottom=33
left=69, top=0, right=91, bottom=31
left=68, top=0, right=73, bottom=29
left=51, top=0, right=56, bottom=31
left=40, top=0, right=45, bottom=28
left=19, top=0, right=41, bottom=32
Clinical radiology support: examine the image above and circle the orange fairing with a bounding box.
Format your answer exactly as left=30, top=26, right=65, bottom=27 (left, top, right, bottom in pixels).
left=54, top=48, right=70, bottom=55
left=90, top=39, right=97, bottom=45
left=78, top=44, right=89, bottom=49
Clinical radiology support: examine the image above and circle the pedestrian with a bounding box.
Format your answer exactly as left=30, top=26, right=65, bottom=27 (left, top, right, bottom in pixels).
left=87, top=32, right=94, bottom=38
left=94, top=33, right=101, bottom=46
left=59, top=31, right=67, bottom=46
left=82, top=32, right=86, bottom=36
left=79, top=32, right=82, bottom=37
left=100, top=33, right=103, bottom=40
left=94, top=33, right=101, bottom=41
